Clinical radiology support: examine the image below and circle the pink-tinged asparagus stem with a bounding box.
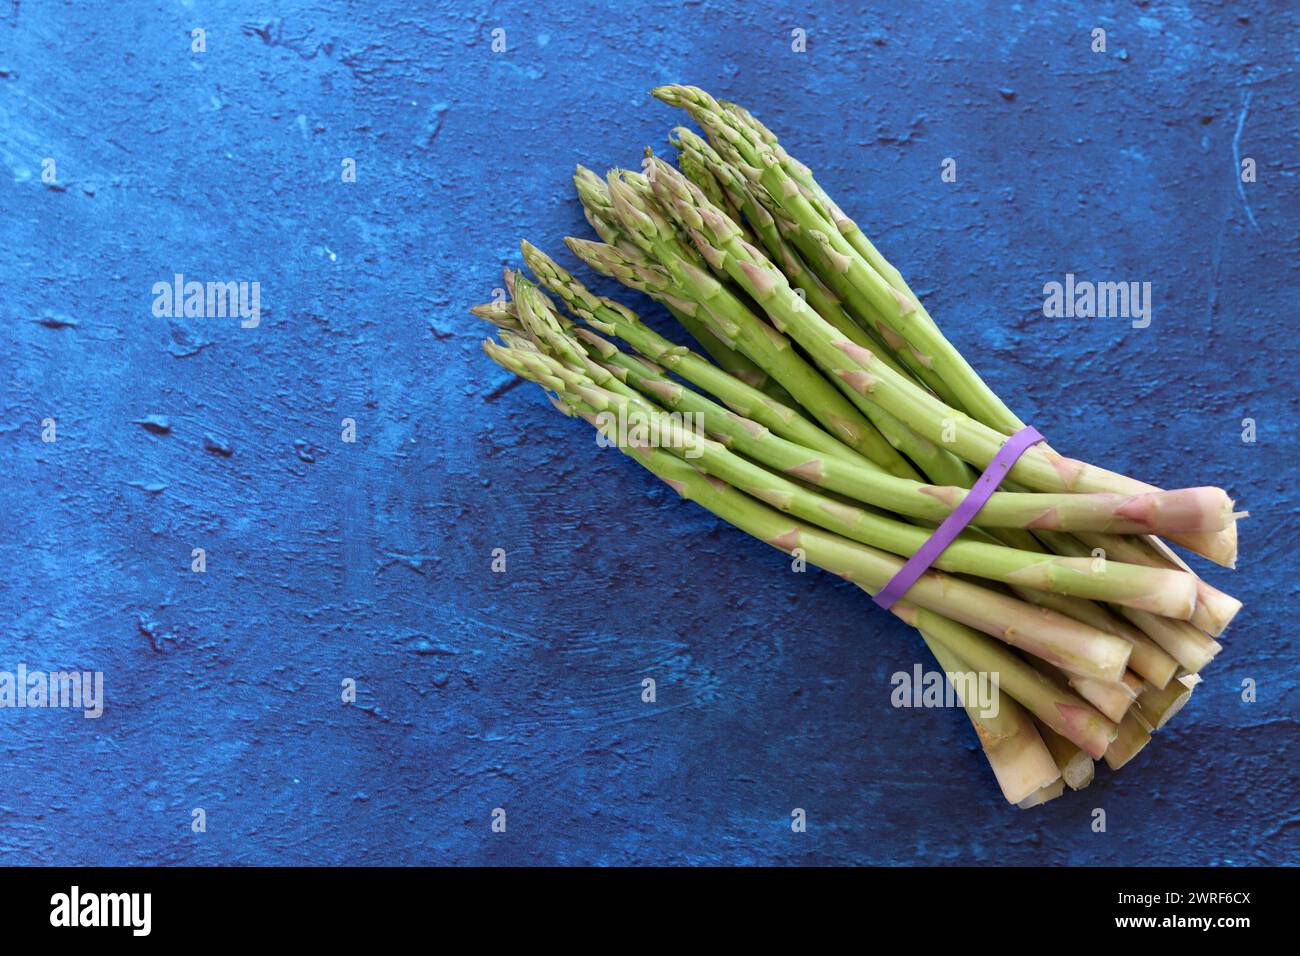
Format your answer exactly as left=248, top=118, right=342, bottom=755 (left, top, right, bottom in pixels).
left=496, top=280, right=1216, bottom=676
left=1035, top=721, right=1096, bottom=790
left=600, top=369, right=1124, bottom=759
left=493, top=274, right=1206, bottom=738
left=628, top=431, right=1132, bottom=679
left=1052, top=491, right=1241, bottom=536
left=495, top=304, right=1199, bottom=635
left=918, top=631, right=1061, bottom=805
left=1026, top=655, right=1136, bottom=732
left=1134, top=674, right=1200, bottom=732
left=1103, top=712, right=1153, bottom=770
left=892, top=604, right=1118, bottom=757
left=1074, top=531, right=1242, bottom=636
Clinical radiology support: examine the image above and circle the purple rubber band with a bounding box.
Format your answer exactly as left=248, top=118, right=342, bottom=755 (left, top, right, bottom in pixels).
left=873, top=426, right=1045, bottom=611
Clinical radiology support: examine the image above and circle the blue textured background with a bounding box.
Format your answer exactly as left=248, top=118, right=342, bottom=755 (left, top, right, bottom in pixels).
left=1, top=1, right=1297, bottom=865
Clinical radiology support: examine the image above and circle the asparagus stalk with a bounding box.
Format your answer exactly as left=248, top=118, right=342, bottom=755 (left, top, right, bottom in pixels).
left=1069, top=671, right=1143, bottom=725
left=575, top=180, right=956, bottom=487
left=1026, top=654, right=1137, bottom=727
left=596, top=341, right=1234, bottom=538
left=738, top=125, right=1238, bottom=573
left=1032, top=530, right=1224, bottom=672
left=918, top=631, right=1061, bottom=805
left=677, top=129, right=1245, bottom=599
left=469, top=82, right=1245, bottom=808
left=670, top=130, right=908, bottom=370
left=510, top=280, right=1117, bottom=789
left=603, top=164, right=951, bottom=481
left=489, top=286, right=1228, bottom=695
left=719, top=94, right=951, bottom=346
left=562, top=233, right=924, bottom=477
left=1007, top=587, right=1178, bottom=688
left=1018, top=780, right=1068, bottom=808
left=1118, top=609, right=1222, bottom=674
left=488, top=321, right=1125, bottom=758
left=605, top=166, right=978, bottom=488
left=668, top=124, right=963, bottom=405
left=559, top=230, right=1227, bottom=665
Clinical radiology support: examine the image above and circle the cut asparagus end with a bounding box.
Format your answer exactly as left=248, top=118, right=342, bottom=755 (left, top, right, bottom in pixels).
left=1012, top=586, right=1180, bottom=689
left=1036, top=721, right=1097, bottom=791
left=1194, top=582, right=1244, bottom=637
left=1070, top=671, right=1142, bottom=724
left=1060, top=752, right=1095, bottom=791
left=1017, top=779, right=1067, bottom=809
left=1135, top=673, right=1201, bottom=732
left=1166, top=521, right=1238, bottom=569
left=1102, top=712, right=1153, bottom=770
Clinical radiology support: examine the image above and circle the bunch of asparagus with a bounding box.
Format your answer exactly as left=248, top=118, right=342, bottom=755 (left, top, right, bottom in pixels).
left=471, top=85, right=1245, bottom=807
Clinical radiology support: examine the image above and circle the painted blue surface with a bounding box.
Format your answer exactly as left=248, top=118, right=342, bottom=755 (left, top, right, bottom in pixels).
left=1, top=1, right=1296, bottom=866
